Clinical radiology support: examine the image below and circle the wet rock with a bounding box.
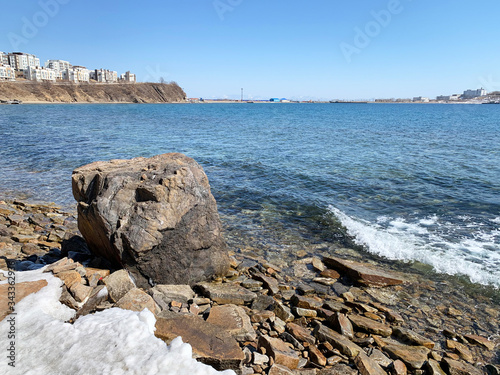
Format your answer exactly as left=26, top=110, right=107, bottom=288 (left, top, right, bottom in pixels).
left=155, top=314, right=244, bottom=371
left=464, top=334, right=496, bottom=351
left=206, top=304, right=256, bottom=342
left=313, top=323, right=363, bottom=359
left=348, top=314, right=392, bottom=337
left=258, top=335, right=300, bottom=369
left=196, top=282, right=256, bottom=305
left=287, top=322, right=316, bottom=345
left=323, top=256, right=405, bottom=287
left=383, top=344, right=430, bottom=370
left=312, top=257, right=325, bottom=272
left=72, top=153, right=230, bottom=287
left=354, top=352, right=387, bottom=375
left=393, top=327, right=435, bottom=349
left=446, top=340, right=473, bottom=363
left=442, top=357, right=483, bottom=375
left=103, top=269, right=136, bottom=302
left=250, top=270, right=280, bottom=295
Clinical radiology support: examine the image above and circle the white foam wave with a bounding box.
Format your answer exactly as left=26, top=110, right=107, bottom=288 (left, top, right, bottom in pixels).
left=329, top=206, right=500, bottom=287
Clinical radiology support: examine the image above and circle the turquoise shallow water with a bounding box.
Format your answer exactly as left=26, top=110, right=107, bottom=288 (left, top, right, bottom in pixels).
left=0, top=103, right=499, bottom=287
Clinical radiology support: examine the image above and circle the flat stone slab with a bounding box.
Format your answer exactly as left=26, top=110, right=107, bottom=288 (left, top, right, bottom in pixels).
left=348, top=314, right=392, bottom=337
left=155, top=314, right=244, bottom=371
left=195, top=282, right=256, bottom=305
left=313, top=323, right=363, bottom=359
left=323, top=256, right=406, bottom=287
left=116, top=288, right=158, bottom=314
left=103, top=269, right=135, bottom=303
left=149, top=284, right=195, bottom=310
left=442, top=357, right=483, bottom=375
left=206, top=304, right=256, bottom=342
left=0, top=279, right=48, bottom=321
left=354, top=352, right=388, bottom=375
left=383, top=344, right=430, bottom=370
left=258, top=335, right=300, bottom=369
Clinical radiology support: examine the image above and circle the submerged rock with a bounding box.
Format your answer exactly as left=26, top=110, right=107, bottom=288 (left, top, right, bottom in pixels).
left=72, top=153, right=230, bottom=287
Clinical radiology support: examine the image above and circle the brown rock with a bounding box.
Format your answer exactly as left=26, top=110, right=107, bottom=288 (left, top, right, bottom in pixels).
left=54, top=270, right=82, bottom=289
left=383, top=344, right=430, bottom=370
left=115, top=288, right=158, bottom=313
left=206, top=304, right=256, bottom=342
left=268, top=364, right=294, bottom=375
left=258, top=335, right=300, bottom=369
left=274, top=301, right=294, bottom=322
left=251, top=270, right=280, bottom=296
left=150, top=284, right=196, bottom=310
left=69, top=283, right=93, bottom=302
left=85, top=267, right=110, bottom=279
left=323, top=256, right=405, bottom=287
left=426, top=359, right=446, bottom=375
left=393, top=327, right=435, bottom=349
left=21, top=243, right=44, bottom=256
left=320, top=269, right=340, bottom=279
left=309, top=344, right=327, bottom=367
left=0, top=280, right=48, bottom=320
left=293, top=307, right=317, bottom=318
left=327, top=312, right=354, bottom=340
left=59, top=286, right=80, bottom=310
left=464, top=334, right=496, bottom=351
left=313, top=323, right=363, bottom=358
left=196, top=282, right=256, bottom=305
left=318, top=364, right=358, bottom=375
left=446, top=340, right=473, bottom=363
left=291, top=295, right=323, bottom=310
left=442, top=357, right=482, bottom=375
left=76, top=285, right=109, bottom=317
left=349, top=314, right=392, bottom=337
left=354, top=352, right=388, bottom=375
left=391, top=359, right=407, bottom=375
left=72, top=153, right=230, bottom=287
left=103, top=269, right=136, bottom=302
left=155, top=314, right=244, bottom=370
left=43, top=257, right=73, bottom=273
left=287, top=322, right=316, bottom=345
left=251, top=310, right=275, bottom=323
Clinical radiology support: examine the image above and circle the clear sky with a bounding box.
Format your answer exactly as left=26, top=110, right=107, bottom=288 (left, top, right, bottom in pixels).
left=1, top=0, right=500, bottom=100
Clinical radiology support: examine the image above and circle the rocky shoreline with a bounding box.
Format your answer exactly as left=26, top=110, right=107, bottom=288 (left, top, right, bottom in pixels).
left=0, top=199, right=499, bottom=375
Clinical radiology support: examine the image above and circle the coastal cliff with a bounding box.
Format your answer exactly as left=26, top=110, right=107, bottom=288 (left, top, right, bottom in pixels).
left=0, top=81, right=186, bottom=103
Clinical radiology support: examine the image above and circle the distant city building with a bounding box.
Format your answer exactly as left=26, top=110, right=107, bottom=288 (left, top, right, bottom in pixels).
left=436, top=94, right=460, bottom=101
left=24, top=66, right=56, bottom=82
left=462, top=88, right=486, bottom=99
left=119, top=71, right=136, bottom=83
left=45, top=59, right=71, bottom=79
left=0, top=51, right=9, bottom=66
left=413, top=96, right=430, bottom=102
left=61, top=66, right=90, bottom=83
left=269, top=98, right=280, bottom=102
left=0, top=64, right=16, bottom=81
left=90, top=69, right=118, bottom=83
left=8, top=52, right=40, bottom=71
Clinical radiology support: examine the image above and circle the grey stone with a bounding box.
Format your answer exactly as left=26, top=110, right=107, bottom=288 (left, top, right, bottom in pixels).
left=206, top=304, right=256, bottom=342
left=103, top=269, right=136, bottom=302
left=195, top=282, right=256, bottom=305
left=72, top=153, right=231, bottom=287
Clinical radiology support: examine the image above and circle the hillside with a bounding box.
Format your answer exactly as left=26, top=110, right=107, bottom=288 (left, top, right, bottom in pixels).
left=0, top=81, right=186, bottom=103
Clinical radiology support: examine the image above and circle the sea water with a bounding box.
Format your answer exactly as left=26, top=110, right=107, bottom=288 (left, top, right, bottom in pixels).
left=0, top=103, right=499, bottom=289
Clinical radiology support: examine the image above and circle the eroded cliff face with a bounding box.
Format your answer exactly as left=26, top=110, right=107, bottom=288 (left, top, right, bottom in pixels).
left=0, top=81, right=186, bottom=103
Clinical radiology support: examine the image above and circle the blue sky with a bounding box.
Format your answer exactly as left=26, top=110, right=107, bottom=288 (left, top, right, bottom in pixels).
left=1, top=0, right=500, bottom=100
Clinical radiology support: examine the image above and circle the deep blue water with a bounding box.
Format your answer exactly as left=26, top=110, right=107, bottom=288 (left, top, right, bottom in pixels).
left=1, top=103, right=499, bottom=287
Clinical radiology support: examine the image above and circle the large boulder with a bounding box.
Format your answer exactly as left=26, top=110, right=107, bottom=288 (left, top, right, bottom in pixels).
left=72, top=153, right=230, bottom=287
